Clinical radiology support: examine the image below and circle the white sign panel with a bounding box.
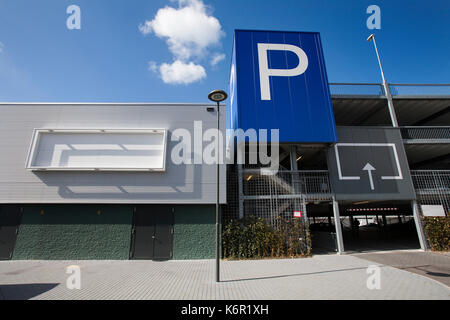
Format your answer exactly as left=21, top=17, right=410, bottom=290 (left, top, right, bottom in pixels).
left=293, top=211, right=302, bottom=218
left=26, top=129, right=167, bottom=171
left=421, top=205, right=446, bottom=217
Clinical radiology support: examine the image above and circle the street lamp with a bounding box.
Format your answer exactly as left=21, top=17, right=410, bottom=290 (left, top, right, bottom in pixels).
left=367, top=34, right=399, bottom=127
left=208, top=89, right=227, bottom=283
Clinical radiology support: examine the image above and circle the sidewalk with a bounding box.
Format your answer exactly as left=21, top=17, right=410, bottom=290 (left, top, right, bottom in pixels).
left=1, top=254, right=449, bottom=300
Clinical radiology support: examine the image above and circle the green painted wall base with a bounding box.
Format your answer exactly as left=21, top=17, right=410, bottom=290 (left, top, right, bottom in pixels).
left=11, top=204, right=215, bottom=260
left=13, top=205, right=133, bottom=260
left=173, top=205, right=215, bottom=259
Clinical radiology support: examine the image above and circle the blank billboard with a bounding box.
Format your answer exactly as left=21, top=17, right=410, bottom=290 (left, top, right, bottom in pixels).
left=26, top=129, right=167, bottom=171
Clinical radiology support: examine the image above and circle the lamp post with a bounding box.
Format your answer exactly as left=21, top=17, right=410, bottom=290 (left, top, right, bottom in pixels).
left=208, top=89, right=227, bottom=283
left=367, top=34, right=398, bottom=127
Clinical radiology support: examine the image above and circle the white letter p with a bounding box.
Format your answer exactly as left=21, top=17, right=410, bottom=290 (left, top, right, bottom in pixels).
left=257, top=43, right=308, bottom=101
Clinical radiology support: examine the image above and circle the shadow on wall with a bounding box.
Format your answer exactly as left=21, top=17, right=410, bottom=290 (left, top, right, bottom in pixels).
left=31, top=132, right=208, bottom=201
left=33, top=163, right=203, bottom=201
left=0, top=283, right=59, bottom=300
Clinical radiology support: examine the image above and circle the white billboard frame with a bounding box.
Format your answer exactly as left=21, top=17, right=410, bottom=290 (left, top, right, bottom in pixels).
left=25, top=129, right=168, bottom=172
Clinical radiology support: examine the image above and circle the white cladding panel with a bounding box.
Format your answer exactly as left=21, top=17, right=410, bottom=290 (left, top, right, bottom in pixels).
left=421, top=205, right=446, bottom=217
left=0, top=104, right=226, bottom=204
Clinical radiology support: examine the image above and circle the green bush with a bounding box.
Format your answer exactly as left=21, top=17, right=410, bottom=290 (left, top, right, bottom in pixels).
left=422, top=216, right=450, bottom=251
left=222, top=216, right=311, bottom=259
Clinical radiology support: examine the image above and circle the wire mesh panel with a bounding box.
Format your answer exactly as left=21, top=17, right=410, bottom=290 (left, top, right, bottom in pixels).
left=401, top=127, right=450, bottom=142
left=411, top=170, right=450, bottom=216
left=224, top=168, right=333, bottom=224
left=243, top=198, right=303, bottom=228
left=241, top=170, right=332, bottom=226
left=243, top=170, right=332, bottom=200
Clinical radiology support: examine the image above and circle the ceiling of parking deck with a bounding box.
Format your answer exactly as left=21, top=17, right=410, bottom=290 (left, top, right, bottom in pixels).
left=404, top=144, right=450, bottom=169
left=332, top=97, right=450, bottom=126
left=393, top=99, right=450, bottom=126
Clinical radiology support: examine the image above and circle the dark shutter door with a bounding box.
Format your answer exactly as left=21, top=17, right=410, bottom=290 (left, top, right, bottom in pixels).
left=0, top=205, right=23, bottom=260
left=131, top=205, right=173, bottom=260
left=153, top=206, right=174, bottom=260
left=131, top=206, right=155, bottom=259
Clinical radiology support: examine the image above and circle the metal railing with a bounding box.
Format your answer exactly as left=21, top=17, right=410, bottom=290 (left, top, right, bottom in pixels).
left=389, top=84, right=450, bottom=97
left=330, top=83, right=450, bottom=97
left=401, top=126, right=450, bottom=143
left=242, top=170, right=332, bottom=200
left=239, top=170, right=332, bottom=226
left=223, top=168, right=450, bottom=224
left=329, top=83, right=385, bottom=96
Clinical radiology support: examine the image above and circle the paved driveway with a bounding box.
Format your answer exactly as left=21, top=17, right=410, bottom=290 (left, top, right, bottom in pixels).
left=354, top=250, right=450, bottom=287
left=0, top=254, right=448, bottom=300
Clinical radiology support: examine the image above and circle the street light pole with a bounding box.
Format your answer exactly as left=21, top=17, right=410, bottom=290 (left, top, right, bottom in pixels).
left=208, top=89, right=228, bottom=283
left=367, top=34, right=398, bottom=127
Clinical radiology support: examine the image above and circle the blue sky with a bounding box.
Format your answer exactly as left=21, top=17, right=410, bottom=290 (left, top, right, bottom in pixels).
left=0, top=0, right=449, bottom=103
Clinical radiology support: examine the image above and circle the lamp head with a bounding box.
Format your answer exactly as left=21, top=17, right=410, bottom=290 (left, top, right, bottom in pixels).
left=208, top=90, right=228, bottom=103
left=367, top=34, right=375, bottom=42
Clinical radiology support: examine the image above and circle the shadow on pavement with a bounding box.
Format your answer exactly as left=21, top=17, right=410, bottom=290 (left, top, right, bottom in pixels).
left=0, top=283, right=59, bottom=300
left=355, top=251, right=450, bottom=287
left=221, top=265, right=381, bottom=283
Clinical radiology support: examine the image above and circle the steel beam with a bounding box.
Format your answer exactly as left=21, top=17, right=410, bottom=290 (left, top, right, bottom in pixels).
left=332, top=197, right=345, bottom=254
left=411, top=200, right=428, bottom=251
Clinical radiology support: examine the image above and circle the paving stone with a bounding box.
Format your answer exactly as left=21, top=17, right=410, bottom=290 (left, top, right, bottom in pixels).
left=0, top=254, right=448, bottom=300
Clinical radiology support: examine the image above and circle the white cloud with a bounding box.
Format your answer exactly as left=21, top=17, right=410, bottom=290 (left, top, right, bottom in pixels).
left=210, top=53, right=225, bottom=66
left=159, top=60, right=206, bottom=85
left=140, top=0, right=224, bottom=85
left=139, top=0, right=224, bottom=61
left=148, top=61, right=158, bottom=73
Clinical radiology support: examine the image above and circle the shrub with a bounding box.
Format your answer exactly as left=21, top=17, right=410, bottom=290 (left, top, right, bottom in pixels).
left=222, top=216, right=311, bottom=259
left=422, top=216, right=450, bottom=251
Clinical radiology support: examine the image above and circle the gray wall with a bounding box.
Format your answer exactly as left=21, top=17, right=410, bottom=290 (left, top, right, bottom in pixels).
left=0, top=103, right=226, bottom=204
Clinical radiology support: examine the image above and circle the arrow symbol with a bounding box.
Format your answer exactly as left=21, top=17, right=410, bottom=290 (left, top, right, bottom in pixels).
left=362, top=163, right=376, bottom=190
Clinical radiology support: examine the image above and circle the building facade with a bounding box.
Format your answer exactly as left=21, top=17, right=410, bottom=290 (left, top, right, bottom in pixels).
left=0, top=103, right=226, bottom=260
left=224, top=30, right=449, bottom=254
left=0, top=30, right=448, bottom=260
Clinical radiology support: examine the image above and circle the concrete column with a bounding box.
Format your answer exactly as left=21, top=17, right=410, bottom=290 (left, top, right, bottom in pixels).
left=411, top=200, right=428, bottom=251
left=332, top=198, right=345, bottom=254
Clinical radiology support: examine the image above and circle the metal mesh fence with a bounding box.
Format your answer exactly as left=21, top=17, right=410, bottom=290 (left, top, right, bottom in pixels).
left=242, top=170, right=332, bottom=199
left=223, top=168, right=333, bottom=227
left=401, top=127, right=450, bottom=142
left=224, top=168, right=450, bottom=228
left=411, top=170, right=450, bottom=216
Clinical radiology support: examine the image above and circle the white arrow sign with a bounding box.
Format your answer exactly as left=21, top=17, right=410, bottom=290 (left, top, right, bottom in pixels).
left=363, top=163, right=376, bottom=190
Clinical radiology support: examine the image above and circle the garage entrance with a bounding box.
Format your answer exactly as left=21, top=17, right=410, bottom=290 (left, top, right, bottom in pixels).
left=307, top=201, right=421, bottom=253
left=0, top=205, right=23, bottom=260
left=340, top=201, right=420, bottom=252
left=130, top=205, right=174, bottom=260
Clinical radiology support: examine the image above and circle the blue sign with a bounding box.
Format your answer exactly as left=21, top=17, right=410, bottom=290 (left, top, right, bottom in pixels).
left=228, top=30, right=337, bottom=143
